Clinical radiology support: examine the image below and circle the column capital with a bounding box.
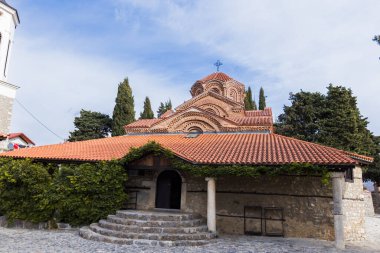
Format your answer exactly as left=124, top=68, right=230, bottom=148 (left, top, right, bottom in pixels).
left=205, top=177, right=216, bottom=182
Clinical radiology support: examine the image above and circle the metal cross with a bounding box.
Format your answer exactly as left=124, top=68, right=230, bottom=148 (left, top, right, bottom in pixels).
left=214, top=60, right=223, bottom=72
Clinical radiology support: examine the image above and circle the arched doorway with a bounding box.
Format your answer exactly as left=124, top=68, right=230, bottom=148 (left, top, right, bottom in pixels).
left=155, top=170, right=182, bottom=209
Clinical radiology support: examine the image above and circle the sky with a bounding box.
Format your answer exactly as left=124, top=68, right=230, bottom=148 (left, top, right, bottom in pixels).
left=5, top=0, right=380, bottom=145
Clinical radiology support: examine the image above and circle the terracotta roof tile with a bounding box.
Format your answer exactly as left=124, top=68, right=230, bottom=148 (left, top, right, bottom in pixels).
left=124, top=119, right=162, bottom=128
left=199, top=72, right=233, bottom=83
left=228, top=116, right=273, bottom=126
left=160, top=109, right=175, bottom=119
left=245, top=108, right=272, bottom=117
left=0, top=133, right=372, bottom=166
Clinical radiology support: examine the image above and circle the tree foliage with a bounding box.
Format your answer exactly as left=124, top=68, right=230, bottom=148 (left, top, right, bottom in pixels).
left=140, top=97, right=154, bottom=119
left=0, top=158, right=54, bottom=222
left=68, top=110, right=112, bottom=142
left=157, top=99, right=172, bottom=118
left=49, top=161, right=127, bottom=226
left=244, top=87, right=257, bottom=110
left=276, top=84, right=380, bottom=183
left=373, top=35, right=380, bottom=45
left=258, top=87, right=266, bottom=110
left=0, top=158, right=128, bottom=225
left=112, top=78, right=135, bottom=136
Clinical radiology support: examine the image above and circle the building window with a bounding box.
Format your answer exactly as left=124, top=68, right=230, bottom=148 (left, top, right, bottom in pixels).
left=345, top=168, right=354, bottom=182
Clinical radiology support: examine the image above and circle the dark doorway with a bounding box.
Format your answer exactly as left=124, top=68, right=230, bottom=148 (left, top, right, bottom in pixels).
left=155, top=170, right=182, bottom=209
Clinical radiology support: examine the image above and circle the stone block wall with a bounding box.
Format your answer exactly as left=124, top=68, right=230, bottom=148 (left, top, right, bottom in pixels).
left=0, top=94, right=13, bottom=134
left=342, top=166, right=366, bottom=241
left=363, top=190, right=375, bottom=216
left=372, top=191, right=380, bottom=214
left=184, top=174, right=335, bottom=240
left=125, top=156, right=366, bottom=242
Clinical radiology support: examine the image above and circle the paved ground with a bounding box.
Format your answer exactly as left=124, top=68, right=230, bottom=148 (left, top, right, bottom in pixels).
left=0, top=216, right=379, bottom=253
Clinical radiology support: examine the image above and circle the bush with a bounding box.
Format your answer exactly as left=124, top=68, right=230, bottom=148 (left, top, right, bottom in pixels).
left=0, top=158, right=128, bottom=226
left=0, top=158, right=54, bottom=223
left=50, top=161, right=128, bottom=226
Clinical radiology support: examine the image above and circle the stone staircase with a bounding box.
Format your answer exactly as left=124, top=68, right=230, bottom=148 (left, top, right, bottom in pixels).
left=79, top=210, right=216, bottom=246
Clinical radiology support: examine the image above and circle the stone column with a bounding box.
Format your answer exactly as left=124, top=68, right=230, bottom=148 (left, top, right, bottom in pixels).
left=331, top=172, right=345, bottom=249
left=205, top=177, right=216, bottom=232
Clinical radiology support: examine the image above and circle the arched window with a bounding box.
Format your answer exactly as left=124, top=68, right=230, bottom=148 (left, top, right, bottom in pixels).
left=230, top=89, right=237, bottom=101
left=211, top=87, right=220, bottom=94
left=188, top=126, right=203, bottom=133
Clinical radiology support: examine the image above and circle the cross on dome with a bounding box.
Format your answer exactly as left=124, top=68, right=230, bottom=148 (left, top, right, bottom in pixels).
left=214, top=60, right=223, bottom=72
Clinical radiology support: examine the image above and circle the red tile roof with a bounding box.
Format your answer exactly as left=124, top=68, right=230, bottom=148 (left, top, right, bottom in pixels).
left=8, top=132, right=35, bottom=145
left=245, top=108, right=272, bottom=117
left=160, top=109, right=175, bottom=119
left=199, top=72, right=233, bottom=83
left=228, top=116, right=273, bottom=126
left=124, top=119, right=162, bottom=128
left=0, top=133, right=372, bottom=166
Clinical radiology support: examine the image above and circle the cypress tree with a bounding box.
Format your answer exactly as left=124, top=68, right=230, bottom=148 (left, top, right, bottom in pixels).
left=111, top=78, right=135, bottom=136
left=244, top=87, right=254, bottom=110
left=252, top=100, right=257, bottom=110
left=140, top=97, right=154, bottom=119
left=157, top=99, right=172, bottom=118
left=258, top=87, right=266, bottom=110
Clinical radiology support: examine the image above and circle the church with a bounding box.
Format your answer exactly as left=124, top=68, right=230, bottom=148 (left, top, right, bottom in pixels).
left=0, top=69, right=372, bottom=248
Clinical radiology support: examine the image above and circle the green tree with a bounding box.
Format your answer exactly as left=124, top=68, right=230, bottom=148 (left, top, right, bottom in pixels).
left=373, top=35, right=380, bottom=45
left=276, top=91, right=325, bottom=143
left=157, top=99, right=172, bottom=118
left=0, top=158, right=54, bottom=223
left=258, top=87, right=266, bottom=110
left=276, top=84, right=379, bottom=183
left=320, top=85, right=376, bottom=154
left=140, top=97, right=154, bottom=119
left=244, top=87, right=257, bottom=110
left=364, top=136, right=380, bottom=185
left=68, top=110, right=112, bottom=142
left=112, top=78, right=135, bottom=136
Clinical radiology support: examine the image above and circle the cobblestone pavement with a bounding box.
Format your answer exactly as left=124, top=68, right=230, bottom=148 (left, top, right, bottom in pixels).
left=0, top=215, right=379, bottom=253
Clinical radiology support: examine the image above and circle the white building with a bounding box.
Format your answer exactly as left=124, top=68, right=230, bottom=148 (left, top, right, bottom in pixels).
left=0, top=1, right=26, bottom=152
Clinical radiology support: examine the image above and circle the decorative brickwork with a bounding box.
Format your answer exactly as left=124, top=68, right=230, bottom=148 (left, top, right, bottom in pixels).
left=124, top=73, right=273, bottom=134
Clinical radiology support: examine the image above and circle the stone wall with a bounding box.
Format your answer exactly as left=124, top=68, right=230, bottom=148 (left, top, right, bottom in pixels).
left=363, top=190, right=375, bottom=216
left=372, top=190, right=380, bottom=214
left=125, top=156, right=366, bottom=242
left=184, top=175, right=334, bottom=240
left=0, top=94, right=13, bottom=134
left=342, top=166, right=366, bottom=241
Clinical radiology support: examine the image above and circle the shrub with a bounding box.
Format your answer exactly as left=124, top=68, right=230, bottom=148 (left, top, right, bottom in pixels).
left=50, top=161, right=128, bottom=226
left=0, top=158, right=54, bottom=223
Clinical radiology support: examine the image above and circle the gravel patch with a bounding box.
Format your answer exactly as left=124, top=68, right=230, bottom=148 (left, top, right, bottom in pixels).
left=0, top=216, right=379, bottom=253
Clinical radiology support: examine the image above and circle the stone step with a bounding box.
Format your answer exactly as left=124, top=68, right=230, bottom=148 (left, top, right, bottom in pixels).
left=79, top=227, right=211, bottom=247
left=98, top=219, right=208, bottom=234
left=107, top=214, right=205, bottom=227
left=115, top=210, right=202, bottom=221
left=89, top=223, right=216, bottom=241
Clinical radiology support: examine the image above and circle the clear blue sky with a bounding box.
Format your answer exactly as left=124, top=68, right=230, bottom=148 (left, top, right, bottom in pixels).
left=6, top=0, right=380, bottom=145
